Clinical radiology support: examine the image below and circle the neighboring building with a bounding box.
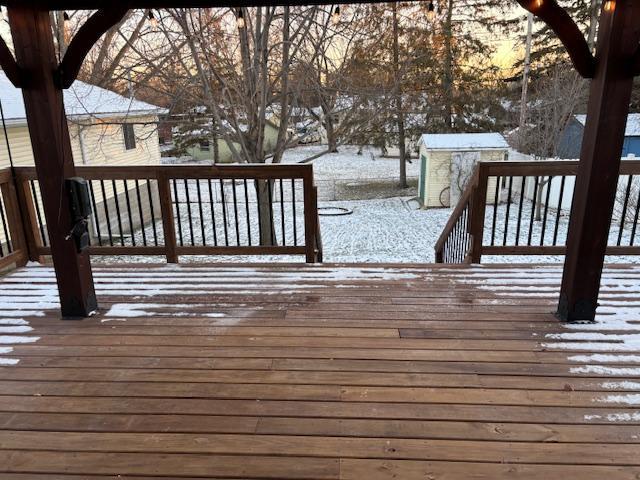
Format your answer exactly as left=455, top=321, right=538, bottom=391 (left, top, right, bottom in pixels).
left=0, top=72, right=167, bottom=245
left=168, top=118, right=281, bottom=163
left=417, top=132, right=509, bottom=208
left=557, top=113, right=640, bottom=159
left=0, top=71, right=167, bottom=168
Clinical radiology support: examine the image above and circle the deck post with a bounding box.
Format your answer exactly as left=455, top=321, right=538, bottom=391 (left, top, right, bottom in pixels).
left=7, top=4, right=97, bottom=318
left=557, top=1, right=640, bottom=321
left=467, top=166, right=488, bottom=264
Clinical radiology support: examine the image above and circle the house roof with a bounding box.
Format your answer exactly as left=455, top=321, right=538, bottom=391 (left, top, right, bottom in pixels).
left=0, top=71, right=167, bottom=126
left=419, top=132, right=509, bottom=151
left=575, top=113, right=640, bottom=137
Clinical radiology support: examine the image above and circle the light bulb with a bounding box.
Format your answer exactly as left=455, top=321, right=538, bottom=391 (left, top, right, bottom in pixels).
left=331, top=6, right=341, bottom=25
left=236, top=9, right=245, bottom=29
left=533, top=0, right=543, bottom=8
left=63, top=11, right=70, bottom=27
left=148, top=10, right=158, bottom=29
left=604, top=0, right=615, bottom=12
left=427, top=1, right=436, bottom=20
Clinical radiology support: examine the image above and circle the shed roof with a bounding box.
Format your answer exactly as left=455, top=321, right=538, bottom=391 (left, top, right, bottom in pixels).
left=575, top=113, right=640, bottom=137
left=0, top=72, right=167, bottom=126
left=419, top=132, right=509, bottom=151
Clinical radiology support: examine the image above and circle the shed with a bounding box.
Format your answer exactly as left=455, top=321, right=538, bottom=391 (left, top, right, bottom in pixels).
left=417, top=132, right=509, bottom=208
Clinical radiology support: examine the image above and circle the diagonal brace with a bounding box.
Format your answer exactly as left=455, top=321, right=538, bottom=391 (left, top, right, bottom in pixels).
left=516, top=0, right=596, bottom=78
left=56, top=6, right=129, bottom=89
left=0, top=34, right=22, bottom=87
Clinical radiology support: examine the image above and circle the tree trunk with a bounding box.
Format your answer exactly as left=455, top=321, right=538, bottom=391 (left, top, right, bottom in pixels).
left=325, top=112, right=338, bottom=152
left=442, top=0, right=454, bottom=131
left=256, top=179, right=276, bottom=246
left=391, top=3, right=407, bottom=188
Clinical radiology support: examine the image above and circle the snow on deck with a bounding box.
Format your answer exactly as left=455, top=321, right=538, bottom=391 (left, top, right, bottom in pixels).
left=1, top=263, right=640, bottom=476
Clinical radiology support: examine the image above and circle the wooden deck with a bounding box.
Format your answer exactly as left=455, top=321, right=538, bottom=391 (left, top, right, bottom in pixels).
left=0, top=263, right=639, bottom=479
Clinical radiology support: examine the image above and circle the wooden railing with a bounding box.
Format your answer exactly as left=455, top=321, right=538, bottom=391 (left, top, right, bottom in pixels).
left=435, top=160, right=640, bottom=263
left=6, top=164, right=322, bottom=264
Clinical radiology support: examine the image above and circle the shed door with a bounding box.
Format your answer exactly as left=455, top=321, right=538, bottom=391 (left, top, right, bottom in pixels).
left=450, top=151, right=480, bottom=206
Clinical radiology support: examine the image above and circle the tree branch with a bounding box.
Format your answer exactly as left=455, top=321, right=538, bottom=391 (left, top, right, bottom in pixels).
left=0, top=34, right=22, bottom=87
left=516, top=0, right=596, bottom=78
left=56, top=6, right=129, bottom=88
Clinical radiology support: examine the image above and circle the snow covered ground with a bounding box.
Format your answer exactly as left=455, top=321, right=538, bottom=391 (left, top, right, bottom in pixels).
left=282, top=145, right=420, bottom=201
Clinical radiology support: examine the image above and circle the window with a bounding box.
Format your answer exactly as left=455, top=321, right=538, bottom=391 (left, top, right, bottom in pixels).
left=200, top=140, right=210, bottom=151
left=123, top=123, right=136, bottom=150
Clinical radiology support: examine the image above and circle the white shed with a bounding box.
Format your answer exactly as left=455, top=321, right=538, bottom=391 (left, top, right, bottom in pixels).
left=417, top=132, right=509, bottom=208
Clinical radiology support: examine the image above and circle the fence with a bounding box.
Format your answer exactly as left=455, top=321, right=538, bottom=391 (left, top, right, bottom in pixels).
left=0, top=169, right=27, bottom=270
left=435, top=160, right=640, bottom=263
left=4, top=164, right=321, bottom=265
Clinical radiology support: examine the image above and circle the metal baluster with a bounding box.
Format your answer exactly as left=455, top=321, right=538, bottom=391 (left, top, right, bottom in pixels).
left=618, top=174, right=633, bottom=246
left=231, top=179, right=240, bottom=246
left=527, top=176, right=539, bottom=246
left=123, top=180, right=136, bottom=246
left=172, top=179, right=183, bottom=247
left=219, top=179, right=229, bottom=246
left=146, top=180, right=159, bottom=246
left=515, top=176, right=525, bottom=246
left=183, top=179, right=195, bottom=246
left=30, top=180, right=47, bottom=247
left=268, top=180, right=275, bottom=245
left=244, top=179, right=251, bottom=246
left=490, top=176, right=500, bottom=246
left=111, top=180, right=125, bottom=246
left=630, top=180, right=640, bottom=246
left=279, top=179, right=286, bottom=246
left=207, top=179, right=218, bottom=246
left=552, top=176, right=566, bottom=246
left=134, top=180, right=147, bottom=247
left=99, top=180, right=113, bottom=246
left=540, top=176, right=552, bottom=246
left=0, top=198, right=9, bottom=254
left=88, top=181, right=102, bottom=246
left=196, top=179, right=206, bottom=245
left=503, top=176, right=513, bottom=246
left=291, top=178, right=298, bottom=246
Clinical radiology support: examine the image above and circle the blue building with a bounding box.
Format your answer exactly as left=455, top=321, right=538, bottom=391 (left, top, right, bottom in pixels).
left=557, top=113, right=640, bottom=159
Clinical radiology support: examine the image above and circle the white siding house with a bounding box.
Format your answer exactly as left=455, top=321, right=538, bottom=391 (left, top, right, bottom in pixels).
left=0, top=72, right=167, bottom=168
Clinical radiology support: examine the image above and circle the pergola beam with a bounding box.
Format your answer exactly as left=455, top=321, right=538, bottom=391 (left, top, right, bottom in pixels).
left=515, top=0, right=596, bottom=78
left=0, top=35, right=22, bottom=87
left=57, top=7, right=130, bottom=89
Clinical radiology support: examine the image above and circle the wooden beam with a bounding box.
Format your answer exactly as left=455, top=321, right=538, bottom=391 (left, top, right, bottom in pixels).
left=2, top=0, right=377, bottom=9
left=7, top=3, right=97, bottom=318
left=515, top=0, right=596, bottom=78
left=557, top=0, right=640, bottom=321
left=57, top=7, right=129, bottom=89
left=0, top=35, right=22, bottom=87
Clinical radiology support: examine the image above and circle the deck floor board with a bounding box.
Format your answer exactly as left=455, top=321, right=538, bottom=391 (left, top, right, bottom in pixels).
left=0, top=263, right=639, bottom=479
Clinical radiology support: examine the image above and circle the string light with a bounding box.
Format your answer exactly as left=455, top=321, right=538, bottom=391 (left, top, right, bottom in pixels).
left=148, top=10, right=158, bottom=29
left=533, top=0, right=543, bottom=8
left=604, top=0, right=615, bottom=12
left=331, top=6, right=341, bottom=25
left=427, top=1, right=436, bottom=21
left=236, top=8, right=245, bottom=29
left=63, top=11, right=70, bottom=27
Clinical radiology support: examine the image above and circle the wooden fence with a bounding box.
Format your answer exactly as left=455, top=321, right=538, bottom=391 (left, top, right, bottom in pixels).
left=0, top=164, right=321, bottom=266
left=435, top=160, right=640, bottom=263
